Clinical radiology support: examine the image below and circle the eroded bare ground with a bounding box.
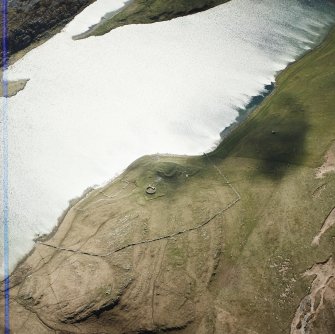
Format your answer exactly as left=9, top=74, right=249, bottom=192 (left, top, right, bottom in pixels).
left=312, top=207, right=335, bottom=247
left=291, top=258, right=335, bottom=334
left=315, top=142, right=335, bottom=178
left=0, top=155, right=241, bottom=333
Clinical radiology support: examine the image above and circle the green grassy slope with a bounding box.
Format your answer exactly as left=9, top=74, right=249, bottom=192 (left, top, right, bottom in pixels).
left=122, top=27, right=335, bottom=332
left=201, top=27, right=335, bottom=333
left=211, top=29, right=335, bottom=173
left=79, top=0, right=229, bottom=37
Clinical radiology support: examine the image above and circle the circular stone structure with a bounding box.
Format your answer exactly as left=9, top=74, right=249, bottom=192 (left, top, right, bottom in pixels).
left=146, top=186, right=157, bottom=195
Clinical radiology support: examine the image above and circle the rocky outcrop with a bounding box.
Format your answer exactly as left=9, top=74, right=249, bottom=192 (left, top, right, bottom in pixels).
left=291, top=258, right=335, bottom=334
left=0, top=79, right=28, bottom=97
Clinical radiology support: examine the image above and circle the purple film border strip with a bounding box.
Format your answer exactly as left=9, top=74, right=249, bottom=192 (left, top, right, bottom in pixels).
left=1, top=0, right=10, bottom=332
